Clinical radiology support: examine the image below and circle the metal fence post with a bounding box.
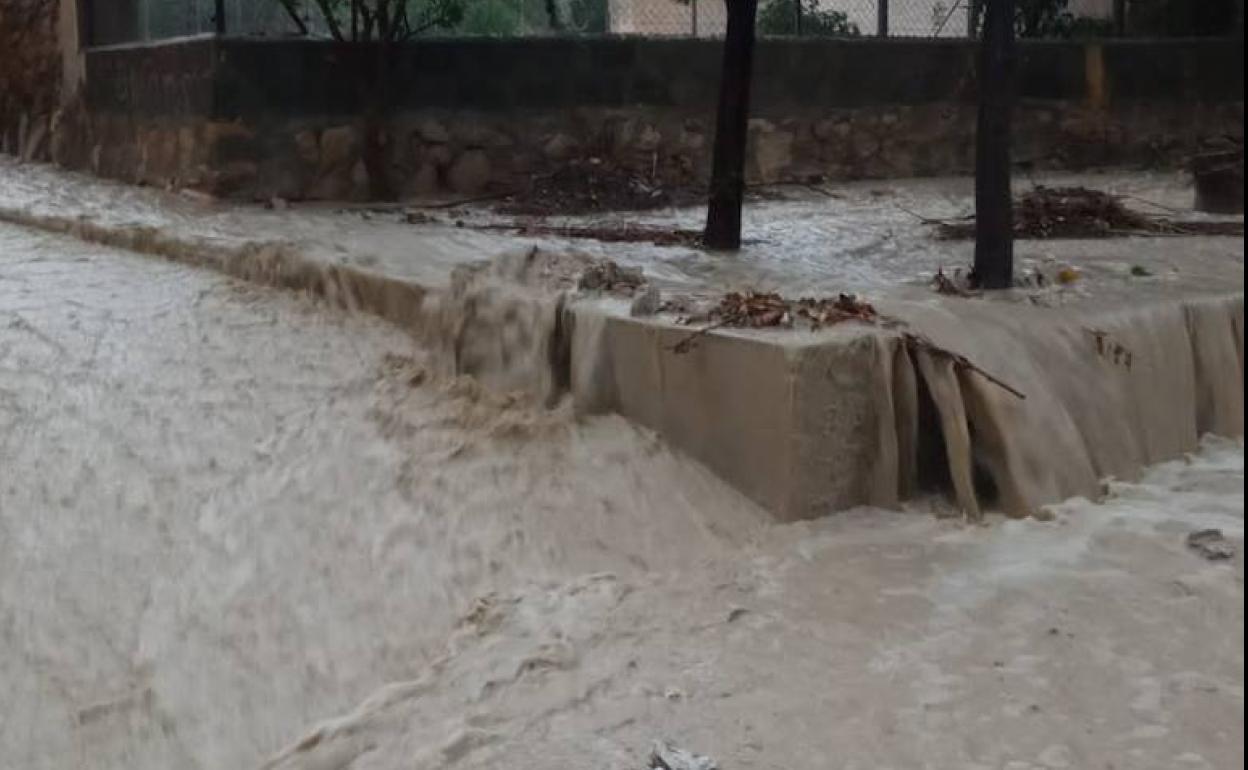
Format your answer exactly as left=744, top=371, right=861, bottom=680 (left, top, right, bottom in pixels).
left=794, top=0, right=802, bottom=35
left=692, top=0, right=699, bottom=37
left=215, top=0, right=227, bottom=35
left=877, top=0, right=888, bottom=37
left=1112, top=0, right=1126, bottom=35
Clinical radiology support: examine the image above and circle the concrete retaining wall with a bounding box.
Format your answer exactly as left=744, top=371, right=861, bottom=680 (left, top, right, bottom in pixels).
left=52, top=37, right=1246, bottom=199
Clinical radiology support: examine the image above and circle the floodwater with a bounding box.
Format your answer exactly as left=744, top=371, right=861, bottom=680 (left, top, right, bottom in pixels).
left=0, top=222, right=765, bottom=767
left=1, top=221, right=1244, bottom=769
left=3, top=157, right=1242, bottom=299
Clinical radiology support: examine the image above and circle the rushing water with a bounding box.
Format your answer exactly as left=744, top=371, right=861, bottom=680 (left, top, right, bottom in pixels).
left=2, top=222, right=1244, bottom=770
left=3, top=156, right=1241, bottom=297
left=2, top=157, right=1246, bottom=768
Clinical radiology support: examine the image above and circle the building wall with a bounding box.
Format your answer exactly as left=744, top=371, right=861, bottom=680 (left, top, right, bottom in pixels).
left=49, top=37, right=1246, bottom=200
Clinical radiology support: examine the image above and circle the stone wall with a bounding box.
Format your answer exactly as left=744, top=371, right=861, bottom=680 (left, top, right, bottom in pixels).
left=0, top=0, right=61, bottom=160
left=57, top=37, right=1246, bottom=200
left=52, top=40, right=217, bottom=187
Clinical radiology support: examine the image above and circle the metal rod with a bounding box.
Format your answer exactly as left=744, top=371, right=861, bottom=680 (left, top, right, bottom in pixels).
left=215, top=0, right=226, bottom=35
left=877, top=0, right=888, bottom=37
left=933, top=0, right=962, bottom=36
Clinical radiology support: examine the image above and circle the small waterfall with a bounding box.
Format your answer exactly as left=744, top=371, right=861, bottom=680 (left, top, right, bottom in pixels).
left=883, top=293, right=1244, bottom=517
left=4, top=201, right=1239, bottom=520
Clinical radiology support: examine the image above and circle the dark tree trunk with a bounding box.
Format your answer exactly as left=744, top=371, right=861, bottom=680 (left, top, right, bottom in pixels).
left=545, top=0, right=565, bottom=31
left=362, top=110, right=396, bottom=200
left=973, top=0, right=1016, bottom=290
left=362, top=22, right=398, bottom=201
left=704, top=0, right=759, bottom=250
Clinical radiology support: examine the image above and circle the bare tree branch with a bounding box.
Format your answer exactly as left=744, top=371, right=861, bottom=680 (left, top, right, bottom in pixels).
left=376, top=0, right=393, bottom=41
left=395, top=2, right=413, bottom=39
left=402, top=0, right=460, bottom=38
left=311, top=0, right=346, bottom=40
left=276, top=0, right=310, bottom=35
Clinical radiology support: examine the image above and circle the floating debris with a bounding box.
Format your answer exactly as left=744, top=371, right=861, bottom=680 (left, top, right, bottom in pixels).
left=578, top=259, right=647, bottom=295
left=1084, top=327, right=1134, bottom=369
left=476, top=222, right=703, bottom=248
left=690, top=291, right=878, bottom=330
left=902, top=331, right=1026, bottom=400
left=934, top=186, right=1244, bottom=240
left=649, top=741, right=718, bottom=770
left=1187, top=529, right=1235, bottom=561
left=498, top=160, right=698, bottom=216
left=667, top=291, right=883, bottom=354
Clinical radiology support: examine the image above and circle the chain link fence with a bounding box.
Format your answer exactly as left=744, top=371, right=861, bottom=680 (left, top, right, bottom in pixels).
left=82, top=0, right=984, bottom=43
left=83, top=0, right=1239, bottom=45
left=610, top=0, right=980, bottom=38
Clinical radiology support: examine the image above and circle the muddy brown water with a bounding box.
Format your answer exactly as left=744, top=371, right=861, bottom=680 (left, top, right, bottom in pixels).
left=1, top=161, right=1244, bottom=768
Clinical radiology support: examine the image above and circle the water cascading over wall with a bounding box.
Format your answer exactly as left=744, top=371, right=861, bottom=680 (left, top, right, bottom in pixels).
left=562, top=291, right=1245, bottom=520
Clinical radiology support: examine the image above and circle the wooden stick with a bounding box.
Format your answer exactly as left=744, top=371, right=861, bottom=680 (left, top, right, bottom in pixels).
left=903, top=332, right=1025, bottom=400
left=412, top=191, right=515, bottom=211
left=668, top=319, right=732, bottom=354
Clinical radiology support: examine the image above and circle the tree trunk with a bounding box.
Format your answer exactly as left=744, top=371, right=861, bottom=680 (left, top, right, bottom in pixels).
left=703, top=0, right=759, bottom=250
left=362, top=37, right=398, bottom=201
left=545, top=0, right=565, bottom=31
left=973, top=0, right=1016, bottom=290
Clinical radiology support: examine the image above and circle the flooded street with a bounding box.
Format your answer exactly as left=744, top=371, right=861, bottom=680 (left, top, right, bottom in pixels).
left=2, top=2, right=1243, bottom=764
left=2, top=220, right=1243, bottom=769
left=4, top=157, right=1241, bottom=299
left=0, top=223, right=765, bottom=768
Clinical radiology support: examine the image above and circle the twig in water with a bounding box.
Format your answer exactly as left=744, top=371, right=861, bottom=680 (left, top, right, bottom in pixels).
left=903, top=332, right=1025, bottom=400
left=668, top=319, right=732, bottom=354
left=1120, top=193, right=1187, bottom=215
left=895, top=202, right=971, bottom=226
left=413, top=190, right=515, bottom=211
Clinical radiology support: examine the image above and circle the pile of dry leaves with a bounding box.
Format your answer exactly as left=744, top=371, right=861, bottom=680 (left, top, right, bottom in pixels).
left=936, top=186, right=1244, bottom=239
left=662, top=290, right=1026, bottom=402
left=479, top=222, right=702, bottom=248
left=675, top=291, right=880, bottom=330
left=498, top=160, right=697, bottom=216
